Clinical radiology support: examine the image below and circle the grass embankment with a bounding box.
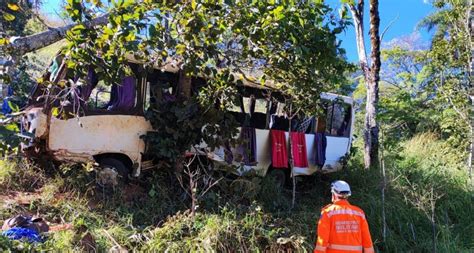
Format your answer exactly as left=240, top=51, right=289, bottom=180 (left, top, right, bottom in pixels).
left=0, top=133, right=472, bottom=252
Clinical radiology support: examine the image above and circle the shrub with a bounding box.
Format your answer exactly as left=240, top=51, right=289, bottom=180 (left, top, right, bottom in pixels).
left=0, top=158, right=45, bottom=192
left=143, top=205, right=308, bottom=252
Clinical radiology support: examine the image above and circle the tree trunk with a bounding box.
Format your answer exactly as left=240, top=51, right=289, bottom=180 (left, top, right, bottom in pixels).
left=348, top=0, right=381, bottom=169
left=365, top=0, right=381, bottom=169
left=468, top=0, right=473, bottom=181
left=348, top=1, right=369, bottom=76
left=287, top=102, right=297, bottom=209
left=5, top=15, right=109, bottom=56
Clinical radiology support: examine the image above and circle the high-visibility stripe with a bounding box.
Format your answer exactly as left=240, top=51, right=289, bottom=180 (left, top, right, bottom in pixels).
left=327, top=209, right=365, bottom=219
left=314, top=245, right=327, bottom=252
left=328, top=244, right=363, bottom=251
left=364, top=247, right=375, bottom=253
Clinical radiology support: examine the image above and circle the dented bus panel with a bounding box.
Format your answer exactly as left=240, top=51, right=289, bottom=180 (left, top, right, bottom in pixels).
left=22, top=108, right=153, bottom=174
left=21, top=57, right=354, bottom=179
left=48, top=115, right=152, bottom=171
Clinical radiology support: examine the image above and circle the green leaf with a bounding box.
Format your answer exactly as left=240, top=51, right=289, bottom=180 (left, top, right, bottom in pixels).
left=5, top=122, right=19, bottom=132
left=71, top=24, right=86, bottom=35
left=148, top=188, right=156, bottom=197
left=273, top=6, right=285, bottom=20
left=7, top=3, right=20, bottom=11
left=52, top=107, right=60, bottom=117
left=176, top=44, right=186, bottom=55
left=3, top=13, right=15, bottom=21
left=7, top=101, right=19, bottom=113
left=298, top=17, right=305, bottom=27
left=170, top=30, right=178, bottom=39
left=0, top=38, right=9, bottom=46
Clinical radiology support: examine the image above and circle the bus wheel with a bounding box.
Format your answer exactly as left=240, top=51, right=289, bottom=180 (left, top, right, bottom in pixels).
left=96, top=158, right=130, bottom=189
left=266, top=169, right=287, bottom=188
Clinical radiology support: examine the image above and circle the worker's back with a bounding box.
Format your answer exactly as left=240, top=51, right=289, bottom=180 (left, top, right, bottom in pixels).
left=315, top=199, right=374, bottom=253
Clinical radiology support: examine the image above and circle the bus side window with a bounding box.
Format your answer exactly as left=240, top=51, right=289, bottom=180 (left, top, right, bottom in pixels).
left=91, top=83, right=111, bottom=109
left=325, top=102, right=351, bottom=137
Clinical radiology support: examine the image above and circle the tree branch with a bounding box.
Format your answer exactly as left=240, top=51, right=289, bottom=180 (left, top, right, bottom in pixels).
left=380, top=14, right=399, bottom=41
left=6, top=14, right=109, bottom=56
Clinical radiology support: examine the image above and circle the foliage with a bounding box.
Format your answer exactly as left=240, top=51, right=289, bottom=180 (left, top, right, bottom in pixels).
left=55, top=0, right=352, bottom=163
left=0, top=1, right=49, bottom=110
left=0, top=158, right=44, bottom=190
left=143, top=205, right=306, bottom=252
left=349, top=0, right=471, bottom=155
left=0, top=1, right=472, bottom=252
left=0, top=0, right=32, bottom=38
left=351, top=134, right=473, bottom=252
left=0, top=0, right=47, bottom=48
left=371, top=30, right=469, bottom=150
left=64, top=0, right=351, bottom=114
left=417, top=0, right=471, bottom=149
left=144, top=95, right=238, bottom=164
left=0, top=120, right=20, bottom=156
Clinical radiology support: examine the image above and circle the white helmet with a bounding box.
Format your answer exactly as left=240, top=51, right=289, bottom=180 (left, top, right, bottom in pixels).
left=331, top=180, right=351, bottom=197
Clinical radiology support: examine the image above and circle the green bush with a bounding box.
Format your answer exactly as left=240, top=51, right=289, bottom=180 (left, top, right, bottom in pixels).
left=144, top=205, right=307, bottom=252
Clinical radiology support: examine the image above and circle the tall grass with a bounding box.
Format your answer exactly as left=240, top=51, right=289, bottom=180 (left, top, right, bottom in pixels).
left=0, top=133, right=472, bottom=252
left=336, top=133, right=474, bottom=252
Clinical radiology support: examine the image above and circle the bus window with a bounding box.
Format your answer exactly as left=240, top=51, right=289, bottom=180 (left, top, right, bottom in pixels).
left=325, top=102, right=351, bottom=137
left=254, top=99, right=267, bottom=114
left=90, top=83, right=111, bottom=109
left=276, top=102, right=286, bottom=116
left=240, top=96, right=266, bottom=129
left=269, top=101, right=289, bottom=131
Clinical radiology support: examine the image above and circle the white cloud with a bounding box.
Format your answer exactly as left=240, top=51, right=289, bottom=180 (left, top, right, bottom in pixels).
left=382, top=32, right=429, bottom=50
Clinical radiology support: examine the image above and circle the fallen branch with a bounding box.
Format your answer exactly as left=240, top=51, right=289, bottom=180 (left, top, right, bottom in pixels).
left=6, top=14, right=109, bottom=56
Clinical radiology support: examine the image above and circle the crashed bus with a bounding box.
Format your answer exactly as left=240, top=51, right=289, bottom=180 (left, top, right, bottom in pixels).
left=19, top=56, right=354, bottom=183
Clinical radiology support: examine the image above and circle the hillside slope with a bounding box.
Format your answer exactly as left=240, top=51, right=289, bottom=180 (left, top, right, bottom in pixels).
left=0, top=133, right=472, bottom=252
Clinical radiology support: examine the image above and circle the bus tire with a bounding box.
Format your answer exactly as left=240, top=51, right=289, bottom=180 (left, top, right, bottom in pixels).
left=97, top=157, right=130, bottom=189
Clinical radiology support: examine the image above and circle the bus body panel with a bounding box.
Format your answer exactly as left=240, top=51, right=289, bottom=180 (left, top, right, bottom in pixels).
left=24, top=109, right=152, bottom=174
left=207, top=128, right=351, bottom=176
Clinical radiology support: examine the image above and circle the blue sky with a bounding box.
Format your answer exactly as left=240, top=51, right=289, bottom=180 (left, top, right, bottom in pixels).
left=41, top=0, right=434, bottom=62
left=325, top=0, right=434, bottom=62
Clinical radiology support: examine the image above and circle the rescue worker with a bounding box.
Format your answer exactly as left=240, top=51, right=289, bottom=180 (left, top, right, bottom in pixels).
left=314, top=180, right=374, bottom=253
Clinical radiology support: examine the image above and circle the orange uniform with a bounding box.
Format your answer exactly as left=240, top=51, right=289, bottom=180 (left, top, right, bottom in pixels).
left=314, top=199, right=374, bottom=253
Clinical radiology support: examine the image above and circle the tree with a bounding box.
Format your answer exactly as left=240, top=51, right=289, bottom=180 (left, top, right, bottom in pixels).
left=346, top=0, right=381, bottom=169
left=419, top=0, right=472, bottom=176
left=376, top=37, right=435, bottom=147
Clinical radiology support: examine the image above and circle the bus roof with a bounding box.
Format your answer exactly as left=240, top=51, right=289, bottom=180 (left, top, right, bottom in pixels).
left=127, top=54, right=354, bottom=104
